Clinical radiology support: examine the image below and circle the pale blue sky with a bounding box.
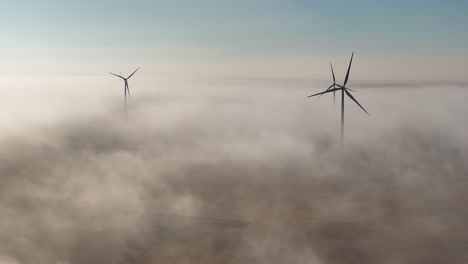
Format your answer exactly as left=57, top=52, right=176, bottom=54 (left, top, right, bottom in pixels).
left=1, top=0, right=467, bottom=81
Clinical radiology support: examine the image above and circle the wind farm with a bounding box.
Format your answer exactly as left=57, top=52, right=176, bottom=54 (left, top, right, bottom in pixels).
left=1, top=1, right=468, bottom=264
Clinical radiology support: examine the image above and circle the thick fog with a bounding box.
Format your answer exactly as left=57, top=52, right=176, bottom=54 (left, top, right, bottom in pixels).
left=1, top=80, right=467, bottom=264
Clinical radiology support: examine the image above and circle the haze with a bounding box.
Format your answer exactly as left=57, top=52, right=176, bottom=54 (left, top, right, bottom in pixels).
left=1, top=1, right=468, bottom=264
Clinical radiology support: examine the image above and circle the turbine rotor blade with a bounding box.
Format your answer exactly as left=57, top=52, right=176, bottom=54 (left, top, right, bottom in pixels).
left=330, top=62, right=336, bottom=83
left=127, top=67, right=140, bottom=79
left=345, top=89, right=369, bottom=115
left=343, top=52, right=354, bottom=86
left=318, top=84, right=335, bottom=98
left=110, top=72, right=125, bottom=79
left=307, top=87, right=341, bottom=98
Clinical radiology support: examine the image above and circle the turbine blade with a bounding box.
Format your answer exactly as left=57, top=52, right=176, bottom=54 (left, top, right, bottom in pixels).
left=343, top=52, right=354, bottom=86
left=318, top=84, right=335, bottom=98
left=345, top=89, right=369, bottom=115
left=346, top=88, right=356, bottom=92
left=307, top=87, right=341, bottom=98
left=110, top=72, right=125, bottom=79
left=330, top=62, right=336, bottom=83
left=124, top=83, right=127, bottom=98
left=127, top=67, right=140, bottom=79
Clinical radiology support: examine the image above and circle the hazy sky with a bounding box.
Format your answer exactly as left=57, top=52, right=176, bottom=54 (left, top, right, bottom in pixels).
left=1, top=0, right=467, bottom=81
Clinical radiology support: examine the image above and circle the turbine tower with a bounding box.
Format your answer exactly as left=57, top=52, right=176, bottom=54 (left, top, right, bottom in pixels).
left=110, top=67, right=140, bottom=111
left=308, top=53, right=368, bottom=145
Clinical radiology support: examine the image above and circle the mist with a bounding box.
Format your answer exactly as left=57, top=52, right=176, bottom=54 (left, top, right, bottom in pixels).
left=1, top=82, right=467, bottom=264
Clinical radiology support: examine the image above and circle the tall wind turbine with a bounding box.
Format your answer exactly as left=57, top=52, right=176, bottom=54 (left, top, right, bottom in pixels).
left=109, top=67, right=140, bottom=111
left=308, top=53, right=368, bottom=145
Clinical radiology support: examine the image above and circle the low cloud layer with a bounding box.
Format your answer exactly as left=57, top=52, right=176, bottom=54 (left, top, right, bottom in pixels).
left=1, top=84, right=467, bottom=263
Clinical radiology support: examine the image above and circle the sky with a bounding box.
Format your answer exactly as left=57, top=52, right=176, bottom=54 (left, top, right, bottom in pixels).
left=0, top=0, right=467, bottom=82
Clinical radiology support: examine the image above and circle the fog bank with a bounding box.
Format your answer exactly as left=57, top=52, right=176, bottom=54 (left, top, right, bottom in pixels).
left=1, top=84, right=467, bottom=263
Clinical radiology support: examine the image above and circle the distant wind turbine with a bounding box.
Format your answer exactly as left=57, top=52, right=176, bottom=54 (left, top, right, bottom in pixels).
left=308, top=52, right=368, bottom=145
left=109, top=67, right=140, bottom=111
left=318, top=63, right=339, bottom=105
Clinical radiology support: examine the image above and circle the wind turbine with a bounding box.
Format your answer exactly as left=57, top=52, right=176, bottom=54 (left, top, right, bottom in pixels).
left=109, top=67, right=140, bottom=111
left=308, top=52, right=368, bottom=145
left=318, top=63, right=339, bottom=105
